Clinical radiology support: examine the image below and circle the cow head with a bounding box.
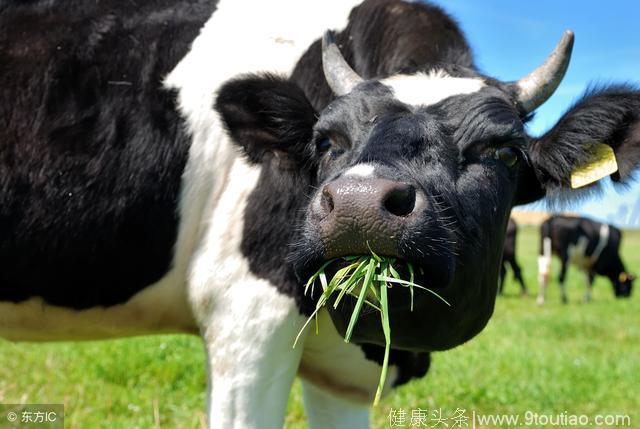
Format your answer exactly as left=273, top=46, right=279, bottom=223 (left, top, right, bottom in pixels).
left=615, top=272, right=635, bottom=297
left=216, top=32, right=640, bottom=352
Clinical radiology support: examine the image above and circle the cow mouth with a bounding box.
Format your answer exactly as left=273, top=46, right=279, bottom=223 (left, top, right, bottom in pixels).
left=307, top=254, right=447, bottom=308
left=303, top=252, right=449, bottom=293
left=303, top=254, right=453, bottom=349
left=322, top=256, right=442, bottom=286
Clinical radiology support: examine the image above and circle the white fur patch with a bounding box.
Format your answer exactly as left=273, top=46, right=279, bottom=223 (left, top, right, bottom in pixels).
left=302, top=381, right=370, bottom=429
left=381, top=69, right=485, bottom=106
left=0, top=273, right=197, bottom=341
left=538, top=237, right=552, bottom=276
left=298, top=310, right=399, bottom=404
left=344, top=163, right=376, bottom=178
left=163, top=1, right=366, bottom=426
left=537, top=237, right=553, bottom=305
left=185, top=157, right=306, bottom=428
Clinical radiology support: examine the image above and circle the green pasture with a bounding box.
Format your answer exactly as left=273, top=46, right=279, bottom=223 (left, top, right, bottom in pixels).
left=1, top=226, right=638, bottom=428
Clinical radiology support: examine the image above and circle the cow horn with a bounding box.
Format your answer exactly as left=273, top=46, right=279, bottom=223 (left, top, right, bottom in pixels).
left=514, top=30, right=574, bottom=113
left=322, top=31, right=363, bottom=96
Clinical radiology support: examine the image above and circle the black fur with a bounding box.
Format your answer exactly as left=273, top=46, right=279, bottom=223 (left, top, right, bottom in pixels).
left=499, top=218, right=527, bottom=295
left=215, top=74, right=317, bottom=166
left=291, top=0, right=475, bottom=112
left=0, top=0, right=217, bottom=308
left=361, top=344, right=431, bottom=387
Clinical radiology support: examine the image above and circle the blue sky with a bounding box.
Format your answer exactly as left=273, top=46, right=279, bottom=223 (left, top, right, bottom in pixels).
left=431, top=0, right=640, bottom=228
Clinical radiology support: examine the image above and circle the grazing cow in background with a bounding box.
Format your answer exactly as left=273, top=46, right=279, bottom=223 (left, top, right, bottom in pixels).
left=2, top=0, right=640, bottom=427
left=537, top=215, right=635, bottom=304
left=499, top=218, right=527, bottom=295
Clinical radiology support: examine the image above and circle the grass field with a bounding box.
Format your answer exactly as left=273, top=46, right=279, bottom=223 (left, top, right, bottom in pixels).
left=0, top=226, right=638, bottom=428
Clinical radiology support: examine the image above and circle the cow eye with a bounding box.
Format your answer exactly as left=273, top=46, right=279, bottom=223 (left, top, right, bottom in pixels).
left=494, top=147, right=520, bottom=167
left=316, top=137, right=332, bottom=154
left=316, top=136, right=346, bottom=160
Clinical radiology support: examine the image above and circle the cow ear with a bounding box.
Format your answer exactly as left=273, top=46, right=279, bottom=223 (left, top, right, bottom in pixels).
left=215, top=74, right=317, bottom=167
left=516, top=85, right=640, bottom=204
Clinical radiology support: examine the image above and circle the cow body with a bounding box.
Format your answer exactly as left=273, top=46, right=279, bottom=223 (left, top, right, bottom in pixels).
left=2, top=0, right=640, bottom=427
left=537, top=215, right=634, bottom=304
left=499, top=218, right=527, bottom=295
left=0, top=0, right=212, bottom=338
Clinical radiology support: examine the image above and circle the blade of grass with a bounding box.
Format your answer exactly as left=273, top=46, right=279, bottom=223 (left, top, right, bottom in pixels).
left=367, top=279, right=380, bottom=302
left=388, top=263, right=401, bottom=280
left=327, top=263, right=358, bottom=288
left=363, top=299, right=381, bottom=312
left=373, top=280, right=391, bottom=406
left=319, top=270, right=328, bottom=292
left=407, top=263, right=415, bottom=311
left=304, top=259, right=333, bottom=296
left=344, top=257, right=377, bottom=343
left=293, top=303, right=325, bottom=348
left=366, top=242, right=383, bottom=263
left=326, top=263, right=356, bottom=297
left=374, top=275, right=450, bottom=306
left=333, top=260, right=368, bottom=308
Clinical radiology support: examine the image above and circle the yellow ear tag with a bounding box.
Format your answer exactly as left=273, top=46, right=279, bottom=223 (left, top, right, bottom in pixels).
left=570, top=143, right=618, bottom=189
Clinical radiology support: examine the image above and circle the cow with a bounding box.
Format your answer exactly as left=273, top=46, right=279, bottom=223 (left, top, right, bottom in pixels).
left=2, top=0, right=640, bottom=428
left=498, top=218, right=527, bottom=295
left=537, top=215, right=635, bottom=304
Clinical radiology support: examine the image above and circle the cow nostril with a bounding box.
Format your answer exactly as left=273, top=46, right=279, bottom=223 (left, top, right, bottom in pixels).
left=321, top=186, right=335, bottom=214
left=383, top=185, right=416, bottom=217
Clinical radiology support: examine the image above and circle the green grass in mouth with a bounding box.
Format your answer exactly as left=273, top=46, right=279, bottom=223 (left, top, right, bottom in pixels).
left=294, top=250, right=450, bottom=405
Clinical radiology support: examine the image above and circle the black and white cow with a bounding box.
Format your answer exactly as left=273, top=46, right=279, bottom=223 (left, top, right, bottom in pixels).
left=537, top=215, right=635, bottom=304
left=499, top=218, right=527, bottom=295
left=2, top=0, right=640, bottom=427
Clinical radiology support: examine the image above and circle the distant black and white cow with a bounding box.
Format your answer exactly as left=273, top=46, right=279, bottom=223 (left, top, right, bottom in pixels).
left=499, top=218, right=527, bottom=295
left=537, top=215, right=635, bottom=304
left=2, top=0, right=640, bottom=428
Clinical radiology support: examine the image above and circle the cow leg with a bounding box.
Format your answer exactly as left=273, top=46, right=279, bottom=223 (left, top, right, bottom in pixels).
left=536, top=262, right=550, bottom=305
left=558, top=257, right=569, bottom=304
left=510, top=258, right=527, bottom=296
left=584, top=272, right=595, bottom=302
left=537, top=237, right=552, bottom=305
left=302, top=381, right=370, bottom=429
left=536, top=274, right=547, bottom=305
left=192, top=276, right=305, bottom=429
left=498, top=262, right=506, bottom=295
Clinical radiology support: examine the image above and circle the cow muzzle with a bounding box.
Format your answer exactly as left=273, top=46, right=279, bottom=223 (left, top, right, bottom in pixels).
left=309, top=177, right=426, bottom=258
